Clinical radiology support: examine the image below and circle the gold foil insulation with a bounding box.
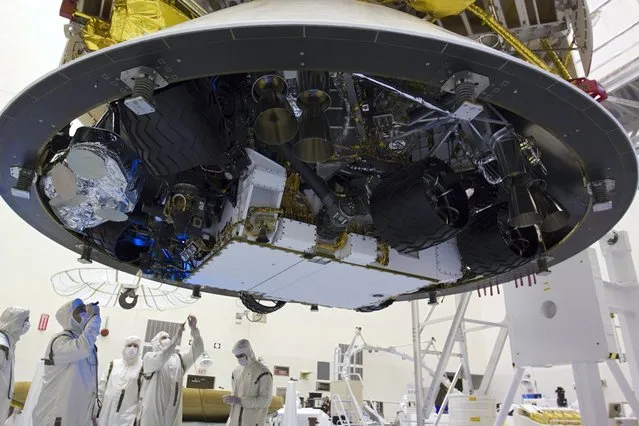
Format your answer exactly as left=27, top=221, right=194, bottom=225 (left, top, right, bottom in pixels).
left=80, top=0, right=190, bottom=51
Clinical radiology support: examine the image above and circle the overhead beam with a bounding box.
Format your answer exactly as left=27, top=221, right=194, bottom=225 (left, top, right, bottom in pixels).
left=606, top=95, right=639, bottom=110
left=513, top=0, right=531, bottom=27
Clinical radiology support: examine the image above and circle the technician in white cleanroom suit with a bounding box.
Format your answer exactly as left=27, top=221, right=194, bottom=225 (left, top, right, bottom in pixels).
left=138, top=315, right=204, bottom=426
left=97, top=336, right=144, bottom=426
left=224, top=339, right=273, bottom=426
left=0, top=307, right=30, bottom=421
left=31, top=298, right=101, bottom=425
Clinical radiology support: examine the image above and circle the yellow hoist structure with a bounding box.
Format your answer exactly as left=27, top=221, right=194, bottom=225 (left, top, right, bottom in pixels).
left=366, top=0, right=571, bottom=80
left=408, top=0, right=475, bottom=19
left=465, top=3, right=555, bottom=75
left=71, top=0, right=573, bottom=80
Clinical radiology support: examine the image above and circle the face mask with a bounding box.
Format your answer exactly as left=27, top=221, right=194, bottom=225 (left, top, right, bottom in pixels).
left=77, top=312, right=88, bottom=326
left=238, top=357, right=249, bottom=367
left=124, top=347, right=138, bottom=359
left=21, top=320, right=30, bottom=335
left=161, top=338, right=172, bottom=349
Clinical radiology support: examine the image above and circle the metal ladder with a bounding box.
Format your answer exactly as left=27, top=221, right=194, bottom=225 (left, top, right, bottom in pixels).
left=333, top=333, right=387, bottom=426
left=332, top=393, right=368, bottom=426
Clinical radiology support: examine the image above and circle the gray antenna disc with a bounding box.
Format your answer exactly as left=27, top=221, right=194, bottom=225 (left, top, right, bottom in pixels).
left=96, top=208, right=129, bottom=222
left=67, top=148, right=107, bottom=180
left=50, top=163, right=78, bottom=200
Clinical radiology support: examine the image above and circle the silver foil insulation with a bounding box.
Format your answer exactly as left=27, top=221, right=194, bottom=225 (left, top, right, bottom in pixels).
left=42, top=127, right=141, bottom=232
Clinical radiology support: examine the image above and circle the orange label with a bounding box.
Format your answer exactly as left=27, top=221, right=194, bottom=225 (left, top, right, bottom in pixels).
left=468, top=396, right=477, bottom=401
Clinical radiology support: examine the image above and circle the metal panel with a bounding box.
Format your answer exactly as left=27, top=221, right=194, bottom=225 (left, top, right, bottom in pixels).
left=271, top=218, right=317, bottom=253
left=187, top=240, right=438, bottom=308
left=336, top=234, right=378, bottom=265
left=247, top=256, right=329, bottom=295
left=267, top=260, right=431, bottom=309
left=504, top=248, right=616, bottom=367
left=235, top=149, right=287, bottom=238
left=185, top=242, right=304, bottom=292
left=382, top=239, right=463, bottom=282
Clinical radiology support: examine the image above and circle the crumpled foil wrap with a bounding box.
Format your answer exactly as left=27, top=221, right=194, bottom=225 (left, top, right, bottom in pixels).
left=81, top=0, right=190, bottom=51
left=44, top=142, right=141, bottom=232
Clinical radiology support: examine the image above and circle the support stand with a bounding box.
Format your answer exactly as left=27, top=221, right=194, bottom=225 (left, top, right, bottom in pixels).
left=391, top=229, right=639, bottom=426
left=572, top=362, right=608, bottom=426
left=283, top=380, right=299, bottom=426
left=413, top=291, right=508, bottom=423
left=493, top=230, right=639, bottom=426
left=599, top=231, right=639, bottom=418
left=600, top=231, right=639, bottom=394
left=606, top=359, right=639, bottom=416
left=411, top=301, right=426, bottom=426
left=423, top=292, right=471, bottom=417
left=494, top=366, right=525, bottom=426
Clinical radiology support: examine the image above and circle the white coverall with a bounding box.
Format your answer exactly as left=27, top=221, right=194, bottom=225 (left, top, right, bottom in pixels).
left=31, top=299, right=101, bottom=426
left=226, top=339, right=273, bottom=426
left=138, top=328, right=204, bottom=426
left=0, top=307, right=30, bottom=422
left=97, top=336, right=144, bottom=426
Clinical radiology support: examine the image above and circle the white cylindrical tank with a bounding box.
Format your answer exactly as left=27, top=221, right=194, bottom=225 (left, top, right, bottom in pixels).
left=447, top=394, right=496, bottom=426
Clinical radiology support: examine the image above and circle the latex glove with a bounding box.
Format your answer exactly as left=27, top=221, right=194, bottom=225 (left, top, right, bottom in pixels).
left=187, top=315, right=197, bottom=330
left=86, top=302, right=100, bottom=317
left=223, top=395, right=242, bottom=405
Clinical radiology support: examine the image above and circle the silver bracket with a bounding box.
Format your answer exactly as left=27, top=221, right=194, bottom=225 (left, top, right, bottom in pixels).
left=120, top=66, right=169, bottom=116
left=10, top=166, right=36, bottom=200
left=76, top=243, right=94, bottom=264
left=442, top=71, right=490, bottom=121
left=441, top=71, right=491, bottom=98
left=120, top=65, right=169, bottom=91
left=588, top=178, right=616, bottom=212
left=9, top=167, right=22, bottom=180
left=452, top=102, right=484, bottom=121
left=537, top=256, right=552, bottom=276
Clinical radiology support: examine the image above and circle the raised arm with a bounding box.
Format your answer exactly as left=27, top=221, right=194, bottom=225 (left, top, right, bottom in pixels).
left=181, top=326, right=204, bottom=371
left=241, top=371, right=273, bottom=410
left=50, top=314, right=100, bottom=364
left=143, top=328, right=183, bottom=373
